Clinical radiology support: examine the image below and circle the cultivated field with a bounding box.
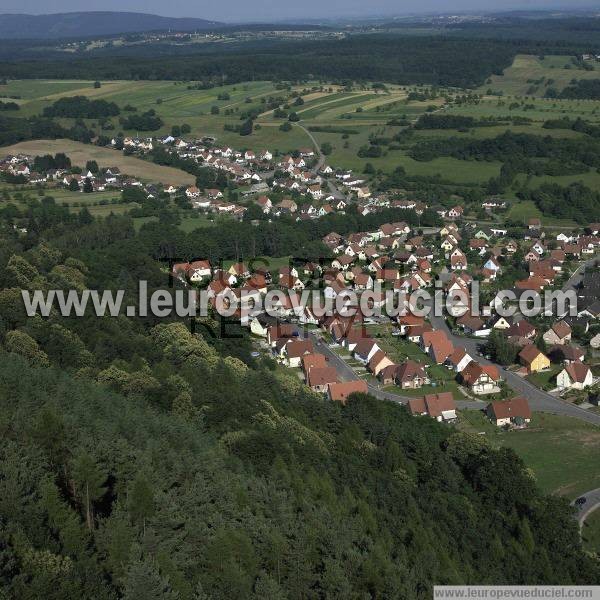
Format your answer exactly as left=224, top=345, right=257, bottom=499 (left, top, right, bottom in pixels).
left=1, top=139, right=194, bottom=185
left=3, top=64, right=600, bottom=188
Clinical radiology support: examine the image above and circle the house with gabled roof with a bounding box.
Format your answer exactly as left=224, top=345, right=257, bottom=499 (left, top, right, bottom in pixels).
left=307, top=367, right=339, bottom=392
left=543, top=321, right=572, bottom=346
left=519, top=345, right=550, bottom=374
left=487, top=397, right=531, bottom=427
left=284, top=339, right=314, bottom=368
left=368, top=351, right=395, bottom=376
left=445, top=347, right=473, bottom=373
left=328, top=380, right=368, bottom=404
left=394, top=360, right=429, bottom=389
left=460, top=361, right=501, bottom=395
left=556, top=362, right=593, bottom=390
left=420, top=330, right=454, bottom=364
left=354, top=338, right=382, bottom=364
left=408, top=392, right=457, bottom=422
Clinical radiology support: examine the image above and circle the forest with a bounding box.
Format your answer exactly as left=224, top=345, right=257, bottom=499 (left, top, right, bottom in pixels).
left=0, top=35, right=537, bottom=87
left=43, top=96, right=121, bottom=119
left=0, top=198, right=597, bottom=598
left=557, top=79, right=600, bottom=100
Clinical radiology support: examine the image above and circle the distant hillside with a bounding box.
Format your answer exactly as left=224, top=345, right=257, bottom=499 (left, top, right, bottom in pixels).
left=0, top=11, right=223, bottom=39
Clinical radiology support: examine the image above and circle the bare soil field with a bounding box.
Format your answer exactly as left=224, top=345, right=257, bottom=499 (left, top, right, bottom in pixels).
left=1, top=139, right=194, bottom=186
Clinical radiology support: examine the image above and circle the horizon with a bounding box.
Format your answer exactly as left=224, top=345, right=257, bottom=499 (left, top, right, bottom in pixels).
left=1, top=2, right=600, bottom=24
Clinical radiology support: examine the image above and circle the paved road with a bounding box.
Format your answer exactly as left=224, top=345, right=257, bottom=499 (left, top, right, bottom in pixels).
left=307, top=331, right=485, bottom=410
left=429, top=291, right=600, bottom=426
left=572, top=488, right=600, bottom=527
left=561, top=257, right=597, bottom=296
left=295, top=122, right=348, bottom=201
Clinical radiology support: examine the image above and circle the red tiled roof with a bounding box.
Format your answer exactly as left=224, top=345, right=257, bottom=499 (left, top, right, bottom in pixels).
left=565, top=361, right=591, bottom=384
left=307, top=367, right=338, bottom=388
left=328, top=380, right=368, bottom=403
left=489, top=397, right=531, bottom=420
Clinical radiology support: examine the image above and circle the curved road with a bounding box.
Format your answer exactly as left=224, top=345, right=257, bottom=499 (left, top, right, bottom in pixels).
left=295, top=122, right=348, bottom=200
left=572, top=488, right=600, bottom=527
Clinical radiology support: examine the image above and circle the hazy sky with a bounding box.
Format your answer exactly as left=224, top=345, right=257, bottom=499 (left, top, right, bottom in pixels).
left=2, top=1, right=599, bottom=22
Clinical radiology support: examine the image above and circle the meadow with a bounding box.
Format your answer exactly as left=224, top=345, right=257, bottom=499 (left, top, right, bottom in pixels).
left=479, top=54, right=600, bottom=97
left=459, top=411, right=600, bottom=499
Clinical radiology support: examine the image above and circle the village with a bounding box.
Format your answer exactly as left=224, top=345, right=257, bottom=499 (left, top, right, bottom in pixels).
left=3, top=132, right=600, bottom=432
left=171, top=212, right=600, bottom=431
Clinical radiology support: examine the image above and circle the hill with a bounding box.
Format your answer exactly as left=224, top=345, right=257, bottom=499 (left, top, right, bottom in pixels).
left=0, top=11, right=223, bottom=39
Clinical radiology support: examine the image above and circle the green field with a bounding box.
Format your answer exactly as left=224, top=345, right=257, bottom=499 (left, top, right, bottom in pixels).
left=459, top=411, right=600, bottom=498
left=507, top=200, right=579, bottom=227
left=480, top=54, right=600, bottom=97
left=133, top=214, right=216, bottom=232
left=3, top=69, right=600, bottom=188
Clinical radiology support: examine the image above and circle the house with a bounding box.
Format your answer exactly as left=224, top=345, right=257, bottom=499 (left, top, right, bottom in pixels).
left=394, top=360, right=429, bottom=389
left=556, top=362, right=593, bottom=391
left=229, top=263, right=250, bottom=279
left=421, top=330, right=454, bottom=364
left=487, top=397, right=531, bottom=427
left=308, top=184, right=324, bottom=200
left=266, top=323, right=298, bottom=347
left=408, top=392, right=457, bottom=422
left=250, top=314, right=279, bottom=338
left=307, top=367, right=339, bottom=393
left=185, top=260, right=212, bottom=282
left=368, top=351, right=395, bottom=376
left=460, top=362, right=501, bottom=395
left=507, top=320, right=536, bottom=340
left=448, top=206, right=464, bottom=220
left=256, top=196, right=272, bottom=213
left=328, top=380, right=368, bottom=404
left=528, top=218, right=541, bottom=230
left=445, top=347, right=473, bottom=373
left=354, top=338, right=382, bottom=364
left=302, top=353, right=327, bottom=376
left=285, top=339, right=314, bottom=368
left=548, top=344, right=585, bottom=365
left=542, top=321, right=572, bottom=346
left=246, top=274, right=268, bottom=294
left=518, top=345, right=550, bottom=374
left=276, top=198, right=298, bottom=213
left=185, top=186, right=201, bottom=199
left=450, top=248, right=468, bottom=271
left=456, top=314, right=489, bottom=337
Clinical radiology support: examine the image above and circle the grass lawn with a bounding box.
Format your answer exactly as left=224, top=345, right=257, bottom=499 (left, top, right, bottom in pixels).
left=582, top=509, right=600, bottom=554
left=177, top=214, right=217, bottom=232
left=527, top=366, right=561, bottom=391
left=507, top=200, right=578, bottom=228
left=458, top=410, right=600, bottom=498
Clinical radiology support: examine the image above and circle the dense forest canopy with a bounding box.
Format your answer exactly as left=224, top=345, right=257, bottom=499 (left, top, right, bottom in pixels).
left=0, top=35, right=557, bottom=87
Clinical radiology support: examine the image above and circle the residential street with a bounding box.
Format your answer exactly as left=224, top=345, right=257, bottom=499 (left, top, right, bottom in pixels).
left=429, top=290, right=600, bottom=426
left=307, top=331, right=486, bottom=410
